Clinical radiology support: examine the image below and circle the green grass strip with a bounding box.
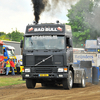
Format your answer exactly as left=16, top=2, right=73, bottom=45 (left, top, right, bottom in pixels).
left=0, top=77, right=25, bottom=87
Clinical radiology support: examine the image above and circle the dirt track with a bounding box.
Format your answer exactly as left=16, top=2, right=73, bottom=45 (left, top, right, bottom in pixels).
left=0, top=75, right=100, bottom=100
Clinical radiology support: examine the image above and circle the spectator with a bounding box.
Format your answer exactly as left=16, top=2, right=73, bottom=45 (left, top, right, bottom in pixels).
left=67, top=46, right=69, bottom=49
left=16, top=60, right=20, bottom=75
left=6, top=58, right=10, bottom=75
left=10, top=59, right=15, bottom=75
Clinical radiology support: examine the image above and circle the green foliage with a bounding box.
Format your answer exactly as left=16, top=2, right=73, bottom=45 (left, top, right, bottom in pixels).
left=10, top=29, right=24, bottom=42
left=7, top=33, right=12, bottom=40
left=0, top=35, right=10, bottom=41
left=0, top=29, right=24, bottom=42
left=0, top=32, right=6, bottom=36
left=66, top=0, right=100, bottom=47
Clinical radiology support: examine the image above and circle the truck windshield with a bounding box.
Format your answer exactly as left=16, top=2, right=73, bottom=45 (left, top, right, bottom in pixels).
left=85, top=40, right=97, bottom=48
left=7, top=49, right=15, bottom=56
left=24, top=36, right=65, bottom=50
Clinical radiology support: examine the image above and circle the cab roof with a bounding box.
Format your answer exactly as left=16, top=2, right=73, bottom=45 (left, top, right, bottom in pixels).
left=24, top=24, right=72, bottom=37
left=3, top=45, right=15, bottom=50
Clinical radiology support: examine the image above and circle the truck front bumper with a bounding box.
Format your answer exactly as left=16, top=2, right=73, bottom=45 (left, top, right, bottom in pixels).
left=22, top=72, right=68, bottom=79
left=22, top=67, right=68, bottom=79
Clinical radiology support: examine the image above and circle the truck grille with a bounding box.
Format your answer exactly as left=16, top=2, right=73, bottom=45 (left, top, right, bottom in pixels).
left=26, top=55, right=34, bottom=66
left=35, top=68, right=52, bottom=73
left=35, top=56, right=52, bottom=66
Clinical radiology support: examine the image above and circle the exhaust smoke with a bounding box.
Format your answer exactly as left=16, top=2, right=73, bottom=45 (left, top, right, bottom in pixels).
left=31, top=0, right=79, bottom=23
left=31, top=0, right=49, bottom=23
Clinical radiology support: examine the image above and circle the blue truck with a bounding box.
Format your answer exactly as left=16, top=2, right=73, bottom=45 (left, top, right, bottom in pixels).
left=3, top=45, right=17, bottom=73
left=85, top=37, right=100, bottom=52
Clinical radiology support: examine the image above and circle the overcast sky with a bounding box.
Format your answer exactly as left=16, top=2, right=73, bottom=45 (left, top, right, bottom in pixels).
left=0, top=0, right=69, bottom=34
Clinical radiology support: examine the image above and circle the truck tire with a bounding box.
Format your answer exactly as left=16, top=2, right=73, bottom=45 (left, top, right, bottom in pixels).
left=80, top=73, right=86, bottom=88
left=63, top=70, right=73, bottom=90
left=26, top=79, right=36, bottom=89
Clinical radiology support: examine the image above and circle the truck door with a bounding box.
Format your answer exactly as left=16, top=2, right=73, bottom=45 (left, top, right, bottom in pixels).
left=66, top=37, right=73, bottom=63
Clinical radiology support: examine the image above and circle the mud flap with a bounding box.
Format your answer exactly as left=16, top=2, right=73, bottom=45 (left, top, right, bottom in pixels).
left=74, top=68, right=85, bottom=84
left=80, top=61, right=92, bottom=83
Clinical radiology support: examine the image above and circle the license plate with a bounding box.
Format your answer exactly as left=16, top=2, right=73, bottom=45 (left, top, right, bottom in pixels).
left=39, top=74, right=49, bottom=77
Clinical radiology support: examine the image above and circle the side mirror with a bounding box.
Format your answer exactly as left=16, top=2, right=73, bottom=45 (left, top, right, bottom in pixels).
left=69, top=38, right=73, bottom=47
left=20, top=40, right=23, bottom=48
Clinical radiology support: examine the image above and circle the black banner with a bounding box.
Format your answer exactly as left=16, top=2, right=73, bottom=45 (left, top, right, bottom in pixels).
left=26, top=25, right=65, bottom=33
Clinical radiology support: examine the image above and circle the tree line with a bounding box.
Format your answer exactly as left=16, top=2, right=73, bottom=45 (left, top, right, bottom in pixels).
left=66, top=0, right=100, bottom=47
left=0, top=29, right=24, bottom=42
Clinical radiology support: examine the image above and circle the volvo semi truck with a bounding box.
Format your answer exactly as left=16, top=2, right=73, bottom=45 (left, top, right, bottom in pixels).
left=20, top=23, right=90, bottom=90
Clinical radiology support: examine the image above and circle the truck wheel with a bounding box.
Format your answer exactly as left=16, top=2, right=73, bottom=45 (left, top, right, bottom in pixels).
left=80, top=73, right=86, bottom=88
left=26, top=79, right=36, bottom=89
left=63, top=70, right=73, bottom=90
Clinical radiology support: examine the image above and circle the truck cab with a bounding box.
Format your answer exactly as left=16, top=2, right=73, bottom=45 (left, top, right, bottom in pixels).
left=85, top=37, right=100, bottom=53
left=21, top=23, right=86, bottom=89
left=3, top=45, right=17, bottom=72
left=85, top=40, right=97, bottom=52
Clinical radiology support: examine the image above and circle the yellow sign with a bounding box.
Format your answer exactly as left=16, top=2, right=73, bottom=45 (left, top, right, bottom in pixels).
left=39, top=74, right=49, bottom=77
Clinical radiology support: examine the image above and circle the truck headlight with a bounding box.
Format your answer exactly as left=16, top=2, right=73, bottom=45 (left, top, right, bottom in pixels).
left=25, top=68, right=30, bottom=72
left=58, top=68, right=63, bottom=72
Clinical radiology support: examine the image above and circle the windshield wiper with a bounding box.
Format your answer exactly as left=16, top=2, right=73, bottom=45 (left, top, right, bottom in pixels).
left=53, top=48, right=59, bottom=49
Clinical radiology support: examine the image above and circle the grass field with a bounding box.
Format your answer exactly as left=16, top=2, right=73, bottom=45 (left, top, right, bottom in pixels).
left=0, top=76, right=25, bottom=87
